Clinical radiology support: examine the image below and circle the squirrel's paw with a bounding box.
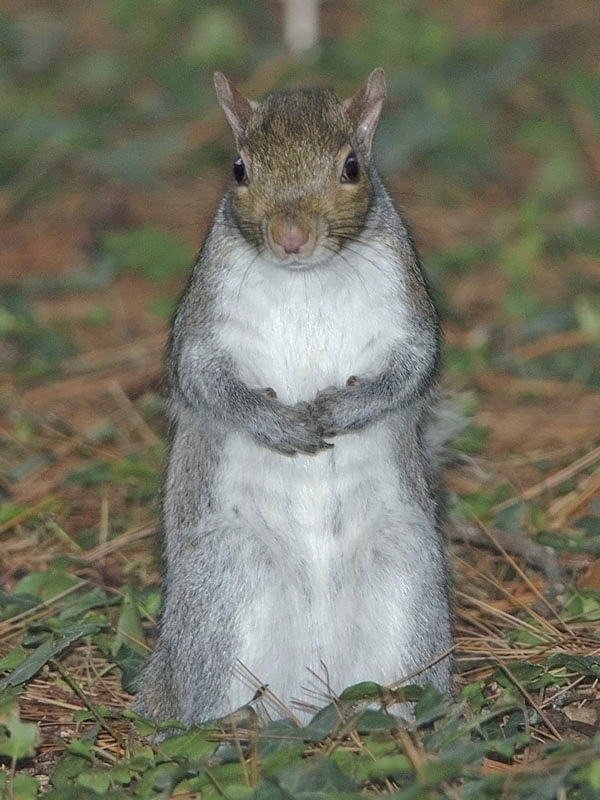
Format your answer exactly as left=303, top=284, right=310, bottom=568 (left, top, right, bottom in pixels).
left=313, top=377, right=363, bottom=436
left=313, top=385, right=344, bottom=436
left=260, top=399, right=333, bottom=455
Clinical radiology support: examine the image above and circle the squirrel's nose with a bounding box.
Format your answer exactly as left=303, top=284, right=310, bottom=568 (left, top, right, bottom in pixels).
left=269, top=218, right=311, bottom=256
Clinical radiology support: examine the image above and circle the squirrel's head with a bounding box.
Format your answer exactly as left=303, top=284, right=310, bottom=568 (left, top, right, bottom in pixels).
left=214, top=70, right=386, bottom=269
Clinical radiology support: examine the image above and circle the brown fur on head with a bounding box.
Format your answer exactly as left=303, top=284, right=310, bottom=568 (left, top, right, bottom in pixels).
left=213, top=71, right=386, bottom=264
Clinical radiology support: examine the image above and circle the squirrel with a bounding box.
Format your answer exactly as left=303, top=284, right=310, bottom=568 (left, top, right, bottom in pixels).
left=134, top=69, right=453, bottom=727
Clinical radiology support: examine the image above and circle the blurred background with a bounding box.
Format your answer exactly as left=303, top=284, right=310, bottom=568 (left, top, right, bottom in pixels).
left=2, top=0, right=598, bottom=365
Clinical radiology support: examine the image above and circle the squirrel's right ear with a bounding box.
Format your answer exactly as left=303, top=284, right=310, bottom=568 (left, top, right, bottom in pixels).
left=345, top=68, right=386, bottom=153
left=214, top=73, right=255, bottom=144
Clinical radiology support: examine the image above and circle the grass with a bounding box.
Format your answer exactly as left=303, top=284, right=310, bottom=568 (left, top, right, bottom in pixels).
left=1, top=0, right=599, bottom=797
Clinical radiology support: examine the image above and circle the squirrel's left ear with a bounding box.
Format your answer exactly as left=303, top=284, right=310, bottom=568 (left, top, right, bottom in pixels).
left=345, top=68, right=386, bottom=153
left=214, top=72, right=256, bottom=145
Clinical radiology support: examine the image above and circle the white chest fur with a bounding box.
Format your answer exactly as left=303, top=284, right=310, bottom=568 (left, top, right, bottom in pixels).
left=216, top=239, right=409, bottom=404
left=207, top=241, right=432, bottom=717
left=213, top=236, right=418, bottom=579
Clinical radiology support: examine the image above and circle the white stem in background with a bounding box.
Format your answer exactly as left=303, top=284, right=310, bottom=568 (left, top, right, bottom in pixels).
left=282, top=0, right=320, bottom=53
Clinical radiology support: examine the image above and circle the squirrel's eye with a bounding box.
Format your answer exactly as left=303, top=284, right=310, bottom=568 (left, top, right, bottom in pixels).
left=341, top=152, right=360, bottom=183
left=233, top=157, right=248, bottom=185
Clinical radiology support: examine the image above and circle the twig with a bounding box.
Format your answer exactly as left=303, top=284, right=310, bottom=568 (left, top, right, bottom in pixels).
left=389, top=644, right=456, bottom=690
left=233, top=660, right=304, bottom=726
left=493, top=443, right=600, bottom=513
left=50, top=659, right=123, bottom=748
left=472, top=522, right=565, bottom=623
left=546, top=463, right=600, bottom=530
left=474, top=373, right=586, bottom=397
left=82, top=522, right=155, bottom=561
left=58, top=333, right=166, bottom=378
left=455, top=591, right=556, bottom=641
left=496, top=660, right=562, bottom=742
left=569, top=102, right=600, bottom=181
left=0, top=497, right=58, bottom=534
left=450, top=523, right=563, bottom=584
left=99, top=495, right=110, bottom=565
left=511, top=329, right=598, bottom=362
left=457, top=550, right=564, bottom=639
left=394, top=726, right=429, bottom=784
left=109, top=379, right=161, bottom=446
left=0, top=582, right=88, bottom=636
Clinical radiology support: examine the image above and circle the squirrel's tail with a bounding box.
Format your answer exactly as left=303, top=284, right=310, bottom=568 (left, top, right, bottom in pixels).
left=425, top=390, right=473, bottom=465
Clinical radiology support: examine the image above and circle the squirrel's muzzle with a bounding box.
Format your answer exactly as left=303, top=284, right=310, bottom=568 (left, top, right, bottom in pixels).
left=267, top=215, right=316, bottom=260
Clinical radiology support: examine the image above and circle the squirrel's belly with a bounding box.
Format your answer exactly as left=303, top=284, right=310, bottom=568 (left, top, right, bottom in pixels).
left=216, top=420, right=401, bottom=549
left=213, top=422, right=432, bottom=719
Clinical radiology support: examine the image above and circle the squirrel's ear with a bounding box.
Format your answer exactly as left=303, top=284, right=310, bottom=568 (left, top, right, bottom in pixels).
left=214, top=72, right=255, bottom=144
left=345, top=68, right=386, bottom=153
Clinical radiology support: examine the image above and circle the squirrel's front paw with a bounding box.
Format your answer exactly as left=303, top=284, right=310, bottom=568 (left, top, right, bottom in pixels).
left=313, top=377, right=361, bottom=436
left=265, top=400, right=333, bottom=455
left=313, top=385, right=343, bottom=436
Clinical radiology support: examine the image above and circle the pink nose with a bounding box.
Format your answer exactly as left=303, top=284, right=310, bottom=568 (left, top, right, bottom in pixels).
left=270, top=219, right=310, bottom=255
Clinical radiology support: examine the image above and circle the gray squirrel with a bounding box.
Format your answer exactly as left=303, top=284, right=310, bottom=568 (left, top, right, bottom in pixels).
left=134, top=69, right=453, bottom=727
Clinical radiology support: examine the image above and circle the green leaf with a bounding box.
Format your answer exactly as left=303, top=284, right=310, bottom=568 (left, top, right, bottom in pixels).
left=502, top=661, right=546, bottom=686
left=0, top=621, right=105, bottom=688
left=414, top=684, right=449, bottom=726
left=111, top=760, right=136, bottom=785
left=256, top=755, right=359, bottom=797
left=357, top=753, right=413, bottom=782
left=110, top=452, right=160, bottom=501
left=338, top=681, right=385, bottom=703
left=562, top=590, right=600, bottom=621
left=0, top=686, right=21, bottom=714
left=184, top=8, right=243, bottom=68
left=76, top=770, right=112, bottom=793
left=65, top=461, right=111, bottom=487
left=127, top=744, right=156, bottom=772
left=131, top=762, right=183, bottom=796
left=66, top=736, right=95, bottom=760
left=9, top=774, right=39, bottom=799
left=175, top=760, right=249, bottom=797
left=0, top=502, right=29, bottom=524
left=462, top=681, right=487, bottom=712
left=0, top=592, right=39, bottom=622
left=581, top=758, right=600, bottom=790
left=252, top=780, right=295, bottom=800
left=84, top=132, right=185, bottom=184
left=123, top=707, right=184, bottom=739
left=0, top=708, right=40, bottom=760
left=57, top=587, right=112, bottom=620
left=12, top=569, right=79, bottom=601
left=257, top=719, right=306, bottom=759
left=157, top=725, right=219, bottom=761
left=112, top=584, right=146, bottom=656
left=218, top=786, right=254, bottom=800
left=149, top=295, right=177, bottom=320
left=348, top=708, right=398, bottom=733
left=112, top=644, right=147, bottom=694
left=260, top=745, right=307, bottom=778
left=301, top=703, right=342, bottom=741
left=545, top=653, right=600, bottom=678
left=0, top=646, right=27, bottom=672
